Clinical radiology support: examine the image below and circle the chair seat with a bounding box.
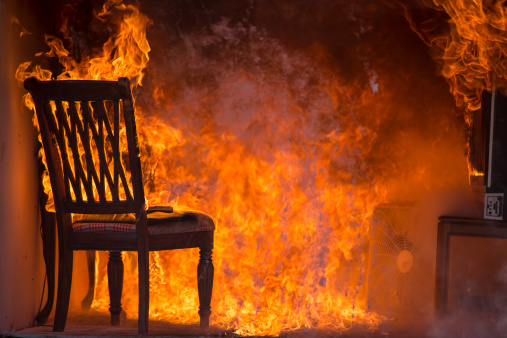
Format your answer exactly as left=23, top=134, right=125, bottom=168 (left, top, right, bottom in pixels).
left=73, top=208, right=215, bottom=235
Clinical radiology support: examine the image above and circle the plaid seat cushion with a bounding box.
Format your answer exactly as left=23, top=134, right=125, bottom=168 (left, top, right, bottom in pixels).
left=72, top=208, right=215, bottom=235
left=73, top=223, right=136, bottom=233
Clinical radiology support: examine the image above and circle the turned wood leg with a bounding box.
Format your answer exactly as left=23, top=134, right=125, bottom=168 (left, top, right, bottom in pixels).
left=197, top=246, right=214, bottom=328
left=107, top=251, right=124, bottom=326
left=53, top=245, right=73, bottom=332
left=81, top=250, right=96, bottom=310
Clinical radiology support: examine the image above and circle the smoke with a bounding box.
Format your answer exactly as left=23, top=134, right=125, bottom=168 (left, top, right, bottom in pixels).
left=137, top=0, right=468, bottom=206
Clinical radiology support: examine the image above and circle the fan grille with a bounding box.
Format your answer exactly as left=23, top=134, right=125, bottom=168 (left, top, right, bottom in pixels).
left=367, top=204, right=433, bottom=316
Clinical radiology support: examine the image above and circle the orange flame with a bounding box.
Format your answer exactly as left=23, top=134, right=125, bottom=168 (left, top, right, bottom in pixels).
left=16, top=0, right=151, bottom=209
left=405, top=0, right=507, bottom=176
left=424, top=0, right=507, bottom=111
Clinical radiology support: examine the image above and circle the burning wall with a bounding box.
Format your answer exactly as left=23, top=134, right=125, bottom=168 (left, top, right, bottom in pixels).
left=12, top=0, right=474, bottom=335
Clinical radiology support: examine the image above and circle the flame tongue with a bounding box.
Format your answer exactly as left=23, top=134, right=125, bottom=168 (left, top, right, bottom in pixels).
left=410, top=1, right=507, bottom=109
left=404, top=0, right=507, bottom=176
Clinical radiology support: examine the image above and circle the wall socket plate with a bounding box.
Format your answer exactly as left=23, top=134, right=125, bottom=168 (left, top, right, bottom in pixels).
left=484, top=193, right=504, bottom=220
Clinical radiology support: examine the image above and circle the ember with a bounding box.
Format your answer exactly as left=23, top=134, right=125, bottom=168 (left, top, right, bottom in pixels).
left=15, top=0, right=472, bottom=335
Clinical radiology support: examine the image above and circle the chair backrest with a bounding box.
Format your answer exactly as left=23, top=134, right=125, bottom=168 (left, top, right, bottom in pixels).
left=24, top=77, right=145, bottom=216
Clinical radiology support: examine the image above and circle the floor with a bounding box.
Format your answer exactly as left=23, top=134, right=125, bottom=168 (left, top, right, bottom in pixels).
left=3, top=311, right=507, bottom=337
left=3, top=312, right=227, bottom=338
left=0, top=312, right=407, bottom=338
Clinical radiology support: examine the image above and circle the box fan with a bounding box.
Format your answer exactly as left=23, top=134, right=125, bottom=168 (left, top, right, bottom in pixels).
left=367, top=203, right=434, bottom=318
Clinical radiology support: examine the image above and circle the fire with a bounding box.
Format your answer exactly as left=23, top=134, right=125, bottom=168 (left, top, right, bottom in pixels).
left=406, top=0, right=507, bottom=174
left=16, top=1, right=469, bottom=336
left=417, top=0, right=507, bottom=111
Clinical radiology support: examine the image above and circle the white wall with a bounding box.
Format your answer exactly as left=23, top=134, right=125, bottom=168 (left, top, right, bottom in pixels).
left=0, top=0, right=46, bottom=332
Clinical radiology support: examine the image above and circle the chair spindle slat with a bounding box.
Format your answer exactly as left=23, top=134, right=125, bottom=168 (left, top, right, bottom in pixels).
left=43, top=100, right=78, bottom=201
left=55, top=100, right=93, bottom=202
left=91, top=101, right=117, bottom=202
left=68, top=101, right=107, bottom=202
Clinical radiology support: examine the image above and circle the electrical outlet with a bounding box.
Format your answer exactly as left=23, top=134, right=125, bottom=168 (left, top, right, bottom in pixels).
left=485, top=193, right=504, bottom=219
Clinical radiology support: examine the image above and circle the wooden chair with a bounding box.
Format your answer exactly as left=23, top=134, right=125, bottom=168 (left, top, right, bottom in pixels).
left=24, top=77, right=214, bottom=334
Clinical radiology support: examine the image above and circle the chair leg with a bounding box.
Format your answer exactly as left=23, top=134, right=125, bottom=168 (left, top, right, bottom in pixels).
left=81, top=250, right=96, bottom=311
left=35, top=150, right=56, bottom=326
left=107, top=251, right=124, bottom=326
left=53, top=246, right=73, bottom=332
left=35, top=209, right=56, bottom=325
left=138, top=248, right=150, bottom=334
left=197, top=246, right=214, bottom=328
